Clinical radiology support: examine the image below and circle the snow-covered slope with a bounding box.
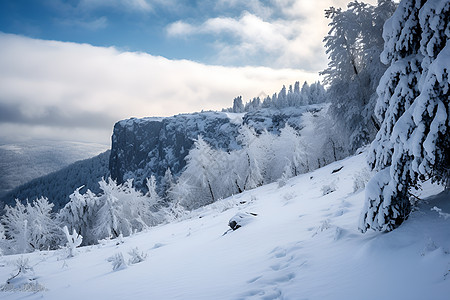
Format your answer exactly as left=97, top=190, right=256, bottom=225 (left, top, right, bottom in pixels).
left=0, top=141, right=108, bottom=199
left=1, top=153, right=449, bottom=299
left=1, top=151, right=110, bottom=211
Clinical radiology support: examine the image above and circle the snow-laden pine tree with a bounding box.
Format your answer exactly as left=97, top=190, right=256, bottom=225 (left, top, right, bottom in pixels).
left=232, top=96, right=245, bottom=113
left=93, top=178, right=128, bottom=239
left=322, top=0, right=396, bottom=153
left=1, top=200, right=29, bottom=253
left=0, top=222, right=5, bottom=254
left=94, top=178, right=158, bottom=239
left=57, top=187, right=98, bottom=245
left=236, top=126, right=265, bottom=190
left=2, top=197, right=60, bottom=253
left=360, top=0, right=449, bottom=232
left=160, top=168, right=174, bottom=200
left=176, top=136, right=218, bottom=209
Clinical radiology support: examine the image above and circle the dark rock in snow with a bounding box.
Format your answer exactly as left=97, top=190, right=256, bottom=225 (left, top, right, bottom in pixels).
left=228, top=212, right=258, bottom=230
left=331, top=166, right=343, bottom=174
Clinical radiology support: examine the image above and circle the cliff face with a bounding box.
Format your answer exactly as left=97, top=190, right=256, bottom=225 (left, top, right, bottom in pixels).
left=109, top=112, right=241, bottom=189
left=109, top=105, right=324, bottom=191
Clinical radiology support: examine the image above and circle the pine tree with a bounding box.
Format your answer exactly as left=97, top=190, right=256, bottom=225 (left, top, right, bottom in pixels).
left=160, top=168, right=174, bottom=201
left=360, top=0, right=449, bottom=232
left=177, top=136, right=218, bottom=209
left=57, top=186, right=98, bottom=245
left=322, top=0, right=396, bottom=152
left=232, top=96, right=245, bottom=113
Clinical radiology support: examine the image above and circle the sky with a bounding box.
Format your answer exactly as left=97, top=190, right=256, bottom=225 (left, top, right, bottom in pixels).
left=0, top=0, right=376, bottom=146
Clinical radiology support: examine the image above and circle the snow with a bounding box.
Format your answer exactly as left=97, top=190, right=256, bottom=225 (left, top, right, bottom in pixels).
left=225, top=112, right=246, bottom=125
left=0, top=153, right=449, bottom=299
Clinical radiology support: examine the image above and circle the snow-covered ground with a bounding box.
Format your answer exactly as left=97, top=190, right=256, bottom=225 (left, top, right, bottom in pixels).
left=1, top=153, right=449, bottom=299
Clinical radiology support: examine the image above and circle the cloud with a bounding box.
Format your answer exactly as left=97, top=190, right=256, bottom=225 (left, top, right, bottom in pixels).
left=166, top=21, right=195, bottom=36
left=166, top=0, right=378, bottom=70
left=59, top=16, right=108, bottom=30
left=77, top=0, right=153, bottom=12
left=0, top=33, right=319, bottom=145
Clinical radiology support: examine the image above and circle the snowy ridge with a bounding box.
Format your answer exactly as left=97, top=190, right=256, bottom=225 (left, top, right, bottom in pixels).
left=0, top=153, right=449, bottom=299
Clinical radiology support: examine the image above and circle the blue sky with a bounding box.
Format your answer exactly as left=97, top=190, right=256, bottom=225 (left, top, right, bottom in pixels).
left=0, top=0, right=357, bottom=69
left=0, top=0, right=211, bottom=62
left=0, top=0, right=375, bottom=145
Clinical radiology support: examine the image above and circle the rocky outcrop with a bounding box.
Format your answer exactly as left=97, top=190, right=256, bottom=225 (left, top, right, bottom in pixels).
left=109, top=112, right=241, bottom=190
left=109, top=105, right=326, bottom=192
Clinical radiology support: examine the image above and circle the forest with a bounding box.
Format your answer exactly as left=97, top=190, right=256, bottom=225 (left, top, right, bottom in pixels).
left=0, top=0, right=448, bottom=255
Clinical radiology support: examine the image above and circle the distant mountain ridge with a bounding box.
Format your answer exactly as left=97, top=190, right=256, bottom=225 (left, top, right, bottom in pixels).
left=1, top=150, right=110, bottom=211
left=0, top=141, right=108, bottom=199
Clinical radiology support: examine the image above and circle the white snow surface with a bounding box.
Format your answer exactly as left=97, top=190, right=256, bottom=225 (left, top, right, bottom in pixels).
left=1, top=153, right=449, bottom=299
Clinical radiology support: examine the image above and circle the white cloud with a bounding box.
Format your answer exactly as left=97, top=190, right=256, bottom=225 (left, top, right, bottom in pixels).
left=166, top=21, right=195, bottom=37
left=166, top=0, right=378, bottom=70
left=0, top=33, right=319, bottom=145
left=59, top=16, right=108, bottom=30
left=78, top=0, right=153, bottom=12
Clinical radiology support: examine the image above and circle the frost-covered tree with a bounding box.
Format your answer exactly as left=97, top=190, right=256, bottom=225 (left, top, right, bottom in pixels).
left=2, top=200, right=30, bottom=253
left=360, top=0, right=449, bottom=232
left=232, top=96, right=245, bottom=113
left=270, top=125, right=306, bottom=180
left=94, top=178, right=157, bottom=239
left=2, top=197, right=60, bottom=253
left=176, top=136, right=218, bottom=209
left=62, top=225, right=82, bottom=257
left=57, top=187, right=98, bottom=245
left=93, top=178, right=126, bottom=239
left=160, top=168, right=175, bottom=200
left=236, top=126, right=265, bottom=190
left=322, top=0, right=396, bottom=152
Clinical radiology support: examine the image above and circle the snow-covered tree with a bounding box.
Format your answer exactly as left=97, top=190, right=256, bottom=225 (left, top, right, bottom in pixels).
left=94, top=178, right=157, bottom=240
left=57, top=186, right=98, bottom=245
left=160, top=168, right=175, bottom=200
left=360, top=0, right=449, bottom=232
left=62, top=225, right=82, bottom=257
left=26, top=197, right=61, bottom=251
left=236, top=126, right=265, bottom=190
left=176, top=136, right=218, bottom=209
left=322, top=0, right=396, bottom=152
left=232, top=96, right=245, bottom=113
left=2, top=198, right=60, bottom=253
left=93, top=178, right=127, bottom=239
left=2, top=200, right=30, bottom=253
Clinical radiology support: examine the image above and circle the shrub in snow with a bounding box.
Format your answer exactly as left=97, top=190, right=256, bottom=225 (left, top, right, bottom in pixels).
left=128, top=247, right=147, bottom=265
left=352, top=168, right=371, bottom=192
left=228, top=212, right=257, bottom=231
left=0, top=257, right=45, bottom=292
left=361, top=0, right=450, bottom=232
left=116, top=233, right=125, bottom=245
left=431, top=207, right=450, bottom=220
left=321, top=182, right=337, bottom=195
left=107, top=252, right=127, bottom=271
left=62, top=225, right=82, bottom=257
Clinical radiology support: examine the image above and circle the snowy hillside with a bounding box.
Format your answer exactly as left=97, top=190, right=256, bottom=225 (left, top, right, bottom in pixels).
left=1, top=151, right=111, bottom=211
left=0, top=141, right=109, bottom=199
left=0, top=152, right=448, bottom=300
